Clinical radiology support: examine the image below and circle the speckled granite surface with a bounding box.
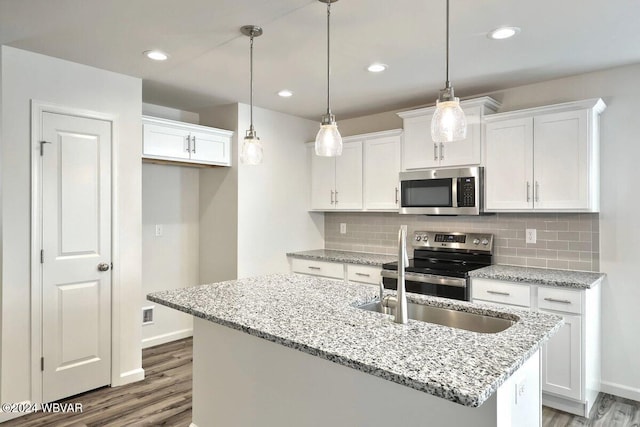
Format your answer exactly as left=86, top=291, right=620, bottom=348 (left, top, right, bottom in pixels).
left=469, top=265, right=605, bottom=289
left=286, top=249, right=396, bottom=266
left=148, top=273, right=562, bottom=408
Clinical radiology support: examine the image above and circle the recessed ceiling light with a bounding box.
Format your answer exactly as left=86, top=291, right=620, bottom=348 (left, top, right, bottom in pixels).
left=367, top=63, right=388, bottom=73
left=143, top=50, right=169, bottom=61
left=487, top=27, right=521, bottom=40
left=278, top=89, right=293, bottom=98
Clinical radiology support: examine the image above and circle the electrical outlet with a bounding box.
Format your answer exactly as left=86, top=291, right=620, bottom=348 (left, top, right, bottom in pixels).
left=155, top=224, right=163, bottom=237
left=526, top=228, right=536, bottom=244
left=514, top=379, right=526, bottom=405
left=340, top=223, right=347, bottom=234
left=142, top=306, right=154, bottom=325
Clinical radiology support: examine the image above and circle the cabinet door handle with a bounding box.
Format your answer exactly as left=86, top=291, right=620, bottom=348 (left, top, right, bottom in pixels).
left=335, top=191, right=338, bottom=204
left=185, top=136, right=191, bottom=153
left=526, top=181, right=531, bottom=203
left=434, top=143, right=438, bottom=161
left=487, top=290, right=510, bottom=296
left=440, top=143, right=444, bottom=160
left=330, top=190, right=334, bottom=205
left=192, top=136, right=196, bottom=153
left=355, top=272, right=371, bottom=277
left=395, top=187, right=399, bottom=204
left=543, top=297, right=571, bottom=304
left=535, top=181, right=540, bottom=203
left=308, top=266, right=321, bottom=270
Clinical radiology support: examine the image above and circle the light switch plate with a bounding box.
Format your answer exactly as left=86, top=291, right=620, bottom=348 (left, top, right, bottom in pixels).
left=340, top=223, right=347, bottom=234
left=155, top=224, right=163, bottom=237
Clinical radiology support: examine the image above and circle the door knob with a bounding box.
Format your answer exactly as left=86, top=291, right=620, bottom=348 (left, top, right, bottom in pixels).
left=97, top=262, right=110, bottom=272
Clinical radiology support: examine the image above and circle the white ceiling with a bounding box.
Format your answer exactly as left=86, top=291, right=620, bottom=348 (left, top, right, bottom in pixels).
left=1, top=0, right=638, bottom=120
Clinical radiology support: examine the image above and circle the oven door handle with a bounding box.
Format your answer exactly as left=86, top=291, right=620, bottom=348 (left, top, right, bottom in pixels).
left=381, top=270, right=467, bottom=288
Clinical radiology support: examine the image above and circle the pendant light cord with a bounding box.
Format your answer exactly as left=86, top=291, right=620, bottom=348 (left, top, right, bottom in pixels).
left=326, top=1, right=332, bottom=116
left=249, top=33, right=255, bottom=131
left=445, top=0, right=450, bottom=88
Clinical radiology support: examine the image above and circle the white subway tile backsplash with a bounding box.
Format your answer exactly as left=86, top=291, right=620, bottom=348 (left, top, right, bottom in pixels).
left=325, top=212, right=600, bottom=272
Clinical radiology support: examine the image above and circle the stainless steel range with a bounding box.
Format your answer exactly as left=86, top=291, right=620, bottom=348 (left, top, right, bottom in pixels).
left=381, top=230, right=494, bottom=301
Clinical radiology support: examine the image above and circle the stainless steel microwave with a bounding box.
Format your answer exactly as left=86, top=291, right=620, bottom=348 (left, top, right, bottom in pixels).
left=399, top=167, right=484, bottom=215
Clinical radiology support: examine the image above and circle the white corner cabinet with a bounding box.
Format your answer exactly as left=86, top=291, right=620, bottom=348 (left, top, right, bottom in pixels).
left=308, top=129, right=402, bottom=211
left=289, top=257, right=382, bottom=286
left=142, top=115, right=233, bottom=167
left=397, top=97, right=500, bottom=170
left=484, top=99, right=606, bottom=212
left=471, top=278, right=601, bottom=417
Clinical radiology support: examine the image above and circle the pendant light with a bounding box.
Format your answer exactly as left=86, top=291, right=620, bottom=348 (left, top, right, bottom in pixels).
left=431, top=0, right=467, bottom=143
left=240, top=25, right=264, bottom=165
left=315, top=0, right=343, bottom=157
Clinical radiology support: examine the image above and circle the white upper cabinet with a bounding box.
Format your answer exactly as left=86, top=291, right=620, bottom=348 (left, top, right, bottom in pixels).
left=142, top=115, right=233, bottom=167
left=484, top=99, right=605, bottom=212
left=397, top=97, right=500, bottom=170
left=308, top=129, right=402, bottom=212
left=309, top=141, right=363, bottom=210
left=363, top=130, right=402, bottom=210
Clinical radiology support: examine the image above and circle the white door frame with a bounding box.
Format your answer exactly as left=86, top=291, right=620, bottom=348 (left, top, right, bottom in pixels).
left=30, top=100, right=120, bottom=403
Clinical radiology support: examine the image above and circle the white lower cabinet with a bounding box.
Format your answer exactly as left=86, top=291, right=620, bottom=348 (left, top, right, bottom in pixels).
left=289, top=257, right=381, bottom=287
left=346, top=264, right=382, bottom=285
left=471, top=277, right=600, bottom=417
left=290, top=258, right=344, bottom=280
left=540, top=311, right=582, bottom=400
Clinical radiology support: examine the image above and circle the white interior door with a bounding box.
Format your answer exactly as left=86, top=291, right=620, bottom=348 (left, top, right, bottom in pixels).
left=41, top=112, right=112, bottom=403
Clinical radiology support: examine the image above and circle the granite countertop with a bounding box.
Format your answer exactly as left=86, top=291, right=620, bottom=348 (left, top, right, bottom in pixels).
left=469, top=265, right=605, bottom=289
left=148, top=273, right=562, bottom=408
left=286, top=249, right=397, bottom=266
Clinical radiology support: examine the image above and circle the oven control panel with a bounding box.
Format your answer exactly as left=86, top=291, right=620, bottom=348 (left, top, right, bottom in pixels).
left=412, top=231, right=493, bottom=252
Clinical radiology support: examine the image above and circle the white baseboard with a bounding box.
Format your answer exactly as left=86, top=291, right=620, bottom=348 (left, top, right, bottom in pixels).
left=112, top=367, right=145, bottom=387
left=601, top=380, right=640, bottom=402
left=142, top=328, right=193, bottom=349
left=189, top=423, right=198, bottom=427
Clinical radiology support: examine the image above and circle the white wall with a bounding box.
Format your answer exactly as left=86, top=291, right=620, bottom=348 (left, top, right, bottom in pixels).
left=141, top=163, right=197, bottom=348
left=339, top=63, right=640, bottom=401
left=197, top=104, right=239, bottom=284
left=235, top=103, right=324, bottom=277
left=0, top=46, right=143, bottom=408
left=197, top=103, right=324, bottom=282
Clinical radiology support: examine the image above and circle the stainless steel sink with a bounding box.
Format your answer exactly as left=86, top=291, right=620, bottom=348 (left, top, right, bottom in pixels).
left=358, top=300, right=515, bottom=333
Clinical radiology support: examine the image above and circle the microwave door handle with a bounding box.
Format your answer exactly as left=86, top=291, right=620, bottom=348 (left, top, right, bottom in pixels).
left=440, top=142, right=444, bottom=160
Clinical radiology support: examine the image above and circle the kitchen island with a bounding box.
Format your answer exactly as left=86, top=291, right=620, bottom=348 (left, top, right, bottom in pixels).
left=148, top=273, right=562, bottom=427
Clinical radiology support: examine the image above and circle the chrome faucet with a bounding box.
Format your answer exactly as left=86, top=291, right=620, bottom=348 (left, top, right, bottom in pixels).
left=395, top=225, right=408, bottom=324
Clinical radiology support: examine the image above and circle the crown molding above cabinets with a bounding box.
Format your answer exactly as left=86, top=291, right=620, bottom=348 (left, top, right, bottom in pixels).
left=142, top=115, right=233, bottom=168
left=397, top=97, right=501, bottom=171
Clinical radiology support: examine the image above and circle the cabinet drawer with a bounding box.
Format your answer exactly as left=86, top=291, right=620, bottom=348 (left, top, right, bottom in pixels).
left=538, top=287, right=582, bottom=315
left=346, top=264, right=382, bottom=285
left=291, top=258, right=344, bottom=280
left=471, top=279, right=531, bottom=307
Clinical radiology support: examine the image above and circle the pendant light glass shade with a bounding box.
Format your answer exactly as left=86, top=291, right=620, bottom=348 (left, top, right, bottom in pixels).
left=431, top=88, right=467, bottom=142
left=431, top=0, right=467, bottom=143
left=315, top=0, right=342, bottom=157
left=315, top=115, right=342, bottom=156
left=240, top=25, right=263, bottom=165
left=241, top=130, right=263, bottom=165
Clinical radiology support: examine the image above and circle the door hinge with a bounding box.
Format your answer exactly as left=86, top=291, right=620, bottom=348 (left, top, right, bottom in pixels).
left=41, top=357, right=44, bottom=371
left=40, top=140, right=52, bottom=156
left=110, top=262, right=113, bottom=270
left=40, top=249, right=44, bottom=264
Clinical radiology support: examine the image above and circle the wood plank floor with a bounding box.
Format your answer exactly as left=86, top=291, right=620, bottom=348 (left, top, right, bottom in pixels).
left=3, top=337, right=638, bottom=426
left=2, top=338, right=193, bottom=427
